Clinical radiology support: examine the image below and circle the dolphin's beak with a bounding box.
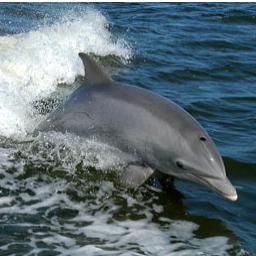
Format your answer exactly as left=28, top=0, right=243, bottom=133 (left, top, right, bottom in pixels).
left=184, top=171, right=238, bottom=201
left=200, top=175, right=238, bottom=201
left=225, top=192, right=238, bottom=201
left=208, top=176, right=238, bottom=201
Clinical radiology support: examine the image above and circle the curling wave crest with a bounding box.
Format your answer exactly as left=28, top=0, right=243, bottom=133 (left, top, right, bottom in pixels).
left=0, top=8, right=132, bottom=139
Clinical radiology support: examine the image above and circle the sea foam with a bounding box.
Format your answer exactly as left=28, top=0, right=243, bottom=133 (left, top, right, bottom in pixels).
left=0, top=8, right=132, bottom=139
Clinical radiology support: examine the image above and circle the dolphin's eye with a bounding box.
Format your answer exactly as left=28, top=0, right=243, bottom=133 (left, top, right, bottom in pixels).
left=176, top=161, right=185, bottom=170
left=200, top=137, right=207, bottom=141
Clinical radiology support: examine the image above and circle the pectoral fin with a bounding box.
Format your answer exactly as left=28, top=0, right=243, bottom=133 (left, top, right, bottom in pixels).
left=120, top=164, right=154, bottom=189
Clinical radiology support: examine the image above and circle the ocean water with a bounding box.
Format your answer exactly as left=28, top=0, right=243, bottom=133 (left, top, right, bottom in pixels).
left=0, top=3, right=255, bottom=255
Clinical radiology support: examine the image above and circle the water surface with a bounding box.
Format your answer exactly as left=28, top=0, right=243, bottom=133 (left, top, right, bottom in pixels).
left=0, top=3, right=255, bottom=255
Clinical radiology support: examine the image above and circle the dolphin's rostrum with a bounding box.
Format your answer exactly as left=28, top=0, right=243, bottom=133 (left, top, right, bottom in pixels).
left=37, top=52, right=238, bottom=201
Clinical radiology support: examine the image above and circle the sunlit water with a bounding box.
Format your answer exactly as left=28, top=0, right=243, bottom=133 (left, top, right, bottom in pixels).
left=0, top=3, right=255, bottom=255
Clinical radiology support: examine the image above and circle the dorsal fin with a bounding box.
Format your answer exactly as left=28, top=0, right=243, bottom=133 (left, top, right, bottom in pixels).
left=78, top=52, right=112, bottom=85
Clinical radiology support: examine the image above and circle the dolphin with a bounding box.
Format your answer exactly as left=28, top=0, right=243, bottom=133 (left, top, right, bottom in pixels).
left=36, top=52, right=238, bottom=201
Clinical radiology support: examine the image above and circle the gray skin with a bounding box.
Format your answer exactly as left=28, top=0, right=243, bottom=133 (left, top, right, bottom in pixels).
left=37, top=53, right=237, bottom=201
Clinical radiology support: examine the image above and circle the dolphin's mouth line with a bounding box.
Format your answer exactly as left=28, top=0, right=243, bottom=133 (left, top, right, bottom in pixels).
left=181, top=168, right=223, bottom=181
left=180, top=171, right=237, bottom=201
left=199, top=178, right=237, bottom=201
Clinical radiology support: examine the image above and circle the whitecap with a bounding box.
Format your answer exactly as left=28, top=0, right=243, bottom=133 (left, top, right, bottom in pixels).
left=0, top=8, right=132, bottom=139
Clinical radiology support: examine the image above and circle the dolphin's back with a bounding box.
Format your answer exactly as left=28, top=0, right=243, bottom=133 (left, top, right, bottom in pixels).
left=38, top=82, right=172, bottom=144
left=38, top=81, right=204, bottom=169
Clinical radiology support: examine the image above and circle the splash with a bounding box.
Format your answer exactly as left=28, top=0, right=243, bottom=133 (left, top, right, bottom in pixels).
left=0, top=8, right=132, bottom=139
left=0, top=143, right=234, bottom=256
left=0, top=130, right=246, bottom=256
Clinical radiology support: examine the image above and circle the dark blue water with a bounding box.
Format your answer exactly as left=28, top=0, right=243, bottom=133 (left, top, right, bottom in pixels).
left=0, top=3, right=255, bottom=255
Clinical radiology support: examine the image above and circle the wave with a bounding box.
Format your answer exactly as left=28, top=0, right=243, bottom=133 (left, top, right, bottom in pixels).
left=0, top=133, right=246, bottom=256
left=0, top=8, right=132, bottom=140
left=224, top=156, right=256, bottom=179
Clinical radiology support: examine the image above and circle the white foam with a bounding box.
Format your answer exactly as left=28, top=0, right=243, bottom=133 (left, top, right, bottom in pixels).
left=0, top=148, right=13, bottom=168
left=0, top=150, right=239, bottom=256
left=0, top=8, right=132, bottom=140
left=42, top=234, right=76, bottom=247
left=22, top=131, right=135, bottom=172
left=0, top=196, right=13, bottom=206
